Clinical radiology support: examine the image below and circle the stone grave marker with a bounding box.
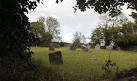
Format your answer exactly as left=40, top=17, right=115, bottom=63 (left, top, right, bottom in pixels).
left=106, top=45, right=113, bottom=51
left=70, top=42, right=77, bottom=50
left=95, top=43, right=100, bottom=51
left=49, top=51, right=63, bottom=65
left=81, top=45, right=88, bottom=52
left=117, top=47, right=121, bottom=50
left=49, top=43, right=55, bottom=51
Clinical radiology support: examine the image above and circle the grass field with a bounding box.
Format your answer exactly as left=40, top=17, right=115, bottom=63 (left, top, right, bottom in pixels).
left=31, top=47, right=137, bottom=81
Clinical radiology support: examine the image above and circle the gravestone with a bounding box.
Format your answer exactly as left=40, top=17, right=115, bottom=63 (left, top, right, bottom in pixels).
left=106, top=45, right=113, bottom=51
left=89, top=58, right=97, bottom=60
left=95, top=43, right=100, bottom=51
left=49, top=43, right=55, bottom=51
left=49, top=51, right=63, bottom=65
left=117, top=47, right=121, bottom=50
left=70, top=42, right=77, bottom=50
left=81, top=45, right=88, bottom=52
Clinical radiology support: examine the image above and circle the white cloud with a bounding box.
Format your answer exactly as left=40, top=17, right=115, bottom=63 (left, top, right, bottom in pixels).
left=27, top=0, right=134, bottom=43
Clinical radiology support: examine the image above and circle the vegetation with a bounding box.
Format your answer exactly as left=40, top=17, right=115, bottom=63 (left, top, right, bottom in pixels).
left=1, top=0, right=137, bottom=80
left=31, top=47, right=137, bottom=81
left=73, top=31, right=87, bottom=44
left=30, top=16, right=61, bottom=47
left=90, top=13, right=137, bottom=50
left=72, top=0, right=137, bottom=17
left=0, top=0, right=42, bottom=80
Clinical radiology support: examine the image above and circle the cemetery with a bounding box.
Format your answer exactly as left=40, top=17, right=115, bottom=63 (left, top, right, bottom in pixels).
left=2, top=0, right=137, bottom=81
left=31, top=46, right=137, bottom=81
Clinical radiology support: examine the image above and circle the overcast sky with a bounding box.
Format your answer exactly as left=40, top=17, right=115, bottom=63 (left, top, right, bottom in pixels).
left=27, top=0, right=135, bottom=43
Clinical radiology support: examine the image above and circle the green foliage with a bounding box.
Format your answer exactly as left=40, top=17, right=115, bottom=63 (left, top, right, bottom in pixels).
left=116, top=68, right=137, bottom=79
left=46, top=16, right=61, bottom=41
left=30, top=16, right=54, bottom=47
left=0, top=0, right=42, bottom=80
left=71, top=0, right=137, bottom=17
left=91, top=14, right=137, bottom=50
left=30, top=16, right=61, bottom=47
left=73, top=31, right=86, bottom=44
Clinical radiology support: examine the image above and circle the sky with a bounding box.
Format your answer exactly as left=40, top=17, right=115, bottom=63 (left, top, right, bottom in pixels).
left=27, top=0, right=135, bottom=43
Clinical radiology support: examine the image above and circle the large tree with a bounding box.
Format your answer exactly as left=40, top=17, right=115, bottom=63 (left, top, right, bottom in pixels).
left=46, top=17, right=61, bottom=41
left=0, top=0, right=42, bottom=80
left=30, top=16, right=53, bottom=46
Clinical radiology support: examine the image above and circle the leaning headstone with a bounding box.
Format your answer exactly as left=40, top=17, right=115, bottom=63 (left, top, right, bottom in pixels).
left=87, top=45, right=91, bottom=49
left=81, top=45, right=88, bottom=52
left=49, top=43, right=55, bottom=51
left=106, top=45, right=113, bottom=51
left=70, top=42, right=77, bottom=50
left=95, top=43, right=100, bottom=51
left=49, top=51, right=63, bottom=65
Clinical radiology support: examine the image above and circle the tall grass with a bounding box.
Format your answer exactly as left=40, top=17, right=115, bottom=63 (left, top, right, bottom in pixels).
left=31, top=47, right=137, bottom=81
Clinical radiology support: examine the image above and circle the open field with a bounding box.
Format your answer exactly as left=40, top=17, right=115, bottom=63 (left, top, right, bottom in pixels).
left=31, top=47, right=137, bottom=81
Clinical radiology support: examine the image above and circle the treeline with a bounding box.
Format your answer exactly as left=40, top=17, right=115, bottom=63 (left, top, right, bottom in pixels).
left=90, top=13, right=137, bottom=50
left=30, top=16, right=61, bottom=47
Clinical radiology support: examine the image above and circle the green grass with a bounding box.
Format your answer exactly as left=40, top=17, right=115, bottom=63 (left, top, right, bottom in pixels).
left=31, top=47, right=137, bottom=81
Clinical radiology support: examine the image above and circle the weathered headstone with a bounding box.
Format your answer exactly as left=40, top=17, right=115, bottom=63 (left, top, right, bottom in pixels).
left=70, top=42, right=77, bottom=50
left=49, top=51, right=63, bottom=65
left=87, top=45, right=91, bottom=49
left=106, top=45, right=113, bottom=51
left=117, top=47, right=121, bottom=50
left=95, top=43, right=100, bottom=51
left=49, top=43, right=55, bottom=51
left=81, top=45, right=91, bottom=52
left=81, top=45, right=88, bottom=52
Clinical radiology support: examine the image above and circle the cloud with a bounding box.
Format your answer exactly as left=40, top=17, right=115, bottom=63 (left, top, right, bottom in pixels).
left=27, top=0, right=134, bottom=43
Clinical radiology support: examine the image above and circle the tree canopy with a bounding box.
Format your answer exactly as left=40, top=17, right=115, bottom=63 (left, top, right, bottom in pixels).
left=72, top=0, right=137, bottom=16
left=91, top=13, right=137, bottom=50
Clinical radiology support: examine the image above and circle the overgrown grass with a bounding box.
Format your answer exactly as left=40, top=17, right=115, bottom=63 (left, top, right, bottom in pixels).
left=31, top=47, right=137, bottom=81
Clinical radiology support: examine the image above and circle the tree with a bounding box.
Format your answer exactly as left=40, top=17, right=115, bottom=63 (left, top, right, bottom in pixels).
left=1, top=0, right=137, bottom=80
left=71, top=0, right=137, bottom=17
left=46, top=17, right=61, bottom=41
left=91, top=27, right=103, bottom=45
left=30, top=16, right=53, bottom=46
left=0, top=0, right=42, bottom=80
left=82, top=35, right=86, bottom=44
left=91, top=13, right=129, bottom=47
left=73, top=31, right=82, bottom=44
left=130, top=12, right=137, bottom=23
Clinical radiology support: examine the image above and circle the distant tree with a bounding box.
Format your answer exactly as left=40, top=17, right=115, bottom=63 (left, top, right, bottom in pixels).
left=91, top=13, right=129, bottom=47
left=46, top=17, right=61, bottom=41
left=30, top=16, right=53, bottom=46
left=82, top=35, right=86, bottom=44
left=73, top=31, right=82, bottom=44
left=91, top=27, right=103, bottom=45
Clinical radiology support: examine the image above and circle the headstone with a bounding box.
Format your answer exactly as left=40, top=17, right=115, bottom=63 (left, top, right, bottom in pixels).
left=95, top=43, right=100, bottom=51
left=117, top=47, right=121, bottom=50
left=81, top=45, right=88, bottom=52
left=49, top=43, right=55, bottom=51
left=70, top=42, right=77, bottom=50
left=106, top=45, right=113, bottom=51
left=87, top=45, right=91, bottom=49
left=89, top=58, right=97, bottom=60
left=49, top=51, right=63, bottom=65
